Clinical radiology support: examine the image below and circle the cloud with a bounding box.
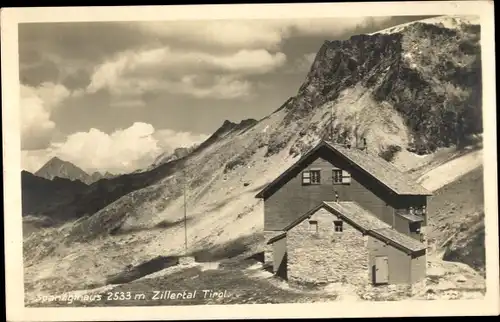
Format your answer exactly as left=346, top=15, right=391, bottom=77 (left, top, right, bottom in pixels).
left=51, top=122, right=160, bottom=172
left=20, top=82, right=70, bottom=150
left=131, top=20, right=289, bottom=50
left=19, top=16, right=413, bottom=96
left=288, top=17, right=394, bottom=36
left=83, top=17, right=396, bottom=102
left=153, top=129, right=209, bottom=151
left=86, top=47, right=286, bottom=100
left=21, top=122, right=209, bottom=173
left=170, top=75, right=253, bottom=99
left=20, top=16, right=407, bottom=108
left=131, top=17, right=394, bottom=50
left=21, top=149, right=55, bottom=173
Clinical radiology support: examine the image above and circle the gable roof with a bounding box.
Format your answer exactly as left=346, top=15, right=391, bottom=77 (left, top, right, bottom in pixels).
left=267, top=232, right=286, bottom=245
left=283, top=201, right=391, bottom=233
left=370, top=228, right=427, bottom=253
left=398, top=212, right=425, bottom=223
left=255, top=140, right=431, bottom=199
left=267, top=201, right=426, bottom=255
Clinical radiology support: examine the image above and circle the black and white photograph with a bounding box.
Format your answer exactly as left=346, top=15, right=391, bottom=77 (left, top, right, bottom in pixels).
left=2, top=1, right=498, bottom=321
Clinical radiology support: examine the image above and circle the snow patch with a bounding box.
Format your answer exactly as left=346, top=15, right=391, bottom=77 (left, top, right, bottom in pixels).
left=370, top=15, right=480, bottom=35
left=417, top=149, right=483, bottom=191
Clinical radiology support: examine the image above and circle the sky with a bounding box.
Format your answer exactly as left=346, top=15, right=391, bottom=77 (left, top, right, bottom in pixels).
left=19, top=15, right=431, bottom=174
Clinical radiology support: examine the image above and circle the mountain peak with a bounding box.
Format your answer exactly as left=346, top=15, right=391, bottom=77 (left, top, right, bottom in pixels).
left=35, top=157, right=93, bottom=185
left=46, top=156, right=65, bottom=164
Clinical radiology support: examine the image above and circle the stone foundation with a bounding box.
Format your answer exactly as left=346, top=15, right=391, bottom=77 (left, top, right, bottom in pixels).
left=263, top=231, right=280, bottom=267
left=287, top=208, right=370, bottom=286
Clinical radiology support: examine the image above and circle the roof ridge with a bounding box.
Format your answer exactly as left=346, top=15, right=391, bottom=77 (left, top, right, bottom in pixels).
left=256, top=140, right=431, bottom=199
left=369, top=227, right=426, bottom=253
left=326, top=140, right=405, bottom=174
left=268, top=201, right=426, bottom=254
left=324, top=141, right=431, bottom=195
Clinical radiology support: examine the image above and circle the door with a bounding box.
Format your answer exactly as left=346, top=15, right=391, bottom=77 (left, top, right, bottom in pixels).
left=374, top=256, right=389, bottom=284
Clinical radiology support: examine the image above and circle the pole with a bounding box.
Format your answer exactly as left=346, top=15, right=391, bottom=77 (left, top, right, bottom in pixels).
left=330, top=105, right=333, bottom=141
left=184, top=168, right=187, bottom=256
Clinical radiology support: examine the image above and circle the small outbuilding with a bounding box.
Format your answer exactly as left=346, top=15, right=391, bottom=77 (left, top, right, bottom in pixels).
left=267, top=201, right=427, bottom=286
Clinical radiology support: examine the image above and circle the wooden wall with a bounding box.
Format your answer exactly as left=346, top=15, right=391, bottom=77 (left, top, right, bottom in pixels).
left=367, top=236, right=412, bottom=284
left=264, top=148, right=398, bottom=231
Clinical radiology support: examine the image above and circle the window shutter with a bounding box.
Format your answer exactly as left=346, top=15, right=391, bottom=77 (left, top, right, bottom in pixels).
left=302, top=171, right=311, bottom=185
left=342, top=170, right=351, bottom=184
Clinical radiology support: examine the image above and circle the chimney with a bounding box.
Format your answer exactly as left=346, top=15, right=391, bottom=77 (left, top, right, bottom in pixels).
left=357, top=137, right=367, bottom=150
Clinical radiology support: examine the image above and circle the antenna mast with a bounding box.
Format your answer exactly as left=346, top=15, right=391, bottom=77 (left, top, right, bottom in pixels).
left=183, top=168, right=188, bottom=256
left=330, top=104, right=334, bottom=141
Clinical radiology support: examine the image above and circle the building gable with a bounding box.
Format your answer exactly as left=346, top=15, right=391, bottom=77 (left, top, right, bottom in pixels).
left=283, top=202, right=389, bottom=235
left=255, top=140, right=431, bottom=200
left=256, top=144, right=328, bottom=200
left=285, top=205, right=370, bottom=285
left=269, top=201, right=426, bottom=255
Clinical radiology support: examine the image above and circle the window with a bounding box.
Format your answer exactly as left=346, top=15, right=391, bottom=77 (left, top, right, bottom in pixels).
left=334, top=220, right=343, bottom=232
left=333, top=169, right=343, bottom=184
left=309, top=220, right=318, bottom=232
left=409, top=222, right=421, bottom=233
left=333, top=169, right=351, bottom=184
left=310, top=170, right=321, bottom=184
left=414, top=206, right=426, bottom=216
left=302, top=170, right=321, bottom=185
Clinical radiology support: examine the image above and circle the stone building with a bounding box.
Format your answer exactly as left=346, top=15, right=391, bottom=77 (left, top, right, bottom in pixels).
left=255, top=140, right=431, bottom=286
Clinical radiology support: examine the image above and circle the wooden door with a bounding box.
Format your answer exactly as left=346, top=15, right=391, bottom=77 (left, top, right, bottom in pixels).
left=374, top=256, right=389, bottom=284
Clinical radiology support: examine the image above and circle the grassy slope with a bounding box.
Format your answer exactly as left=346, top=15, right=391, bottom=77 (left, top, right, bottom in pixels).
left=426, top=166, right=485, bottom=274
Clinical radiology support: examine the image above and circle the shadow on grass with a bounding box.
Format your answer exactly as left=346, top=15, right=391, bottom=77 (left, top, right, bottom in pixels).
left=106, top=255, right=180, bottom=285
left=186, top=233, right=266, bottom=272
left=249, top=183, right=269, bottom=194
left=105, top=233, right=264, bottom=289
left=189, top=234, right=260, bottom=263
left=55, top=264, right=338, bottom=306
left=109, top=217, right=194, bottom=236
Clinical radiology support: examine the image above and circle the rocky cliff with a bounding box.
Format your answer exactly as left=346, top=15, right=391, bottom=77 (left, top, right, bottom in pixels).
left=278, top=16, right=481, bottom=156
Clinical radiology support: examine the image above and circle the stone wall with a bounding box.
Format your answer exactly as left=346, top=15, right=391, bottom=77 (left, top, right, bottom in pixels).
left=263, top=231, right=279, bottom=266
left=287, top=207, right=369, bottom=286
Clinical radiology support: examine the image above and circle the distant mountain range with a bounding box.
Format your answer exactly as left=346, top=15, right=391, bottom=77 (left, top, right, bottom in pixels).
left=34, top=156, right=115, bottom=185
left=21, top=170, right=88, bottom=217
left=22, top=157, right=115, bottom=217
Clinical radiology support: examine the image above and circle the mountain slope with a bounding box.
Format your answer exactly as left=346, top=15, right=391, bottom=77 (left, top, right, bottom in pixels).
left=33, top=119, right=258, bottom=224
left=89, top=171, right=115, bottom=182
left=281, top=15, right=481, bottom=156
left=35, top=157, right=94, bottom=185
left=427, top=165, right=485, bottom=275
left=149, top=147, right=193, bottom=170
left=23, top=16, right=485, bottom=297
left=21, top=170, right=88, bottom=216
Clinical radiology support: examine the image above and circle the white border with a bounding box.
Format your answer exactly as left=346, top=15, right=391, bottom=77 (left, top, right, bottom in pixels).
left=2, top=1, right=498, bottom=321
